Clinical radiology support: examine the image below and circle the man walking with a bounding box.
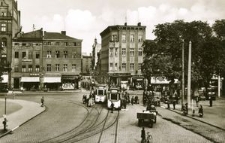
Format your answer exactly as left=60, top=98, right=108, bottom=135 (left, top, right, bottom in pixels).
left=111, top=102, right=114, bottom=113
left=141, top=127, right=146, bottom=143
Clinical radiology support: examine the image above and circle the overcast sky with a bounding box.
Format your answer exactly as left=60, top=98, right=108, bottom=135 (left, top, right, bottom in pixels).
left=17, top=0, right=225, bottom=54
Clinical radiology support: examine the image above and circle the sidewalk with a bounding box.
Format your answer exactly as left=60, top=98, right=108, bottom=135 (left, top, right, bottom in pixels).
left=0, top=99, right=45, bottom=138
left=160, top=97, right=225, bottom=130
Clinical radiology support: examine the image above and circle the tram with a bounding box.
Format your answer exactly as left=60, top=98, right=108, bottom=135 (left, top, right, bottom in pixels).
left=107, top=87, right=121, bottom=110
left=94, top=84, right=108, bottom=103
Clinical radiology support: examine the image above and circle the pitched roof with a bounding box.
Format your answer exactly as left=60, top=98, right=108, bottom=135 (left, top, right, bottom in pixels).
left=44, top=31, right=82, bottom=41
left=13, top=28, right=43, bottom=41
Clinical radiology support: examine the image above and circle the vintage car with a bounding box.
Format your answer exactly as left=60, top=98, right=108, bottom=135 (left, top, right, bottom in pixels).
left=137, top=109, right=157, bottom=128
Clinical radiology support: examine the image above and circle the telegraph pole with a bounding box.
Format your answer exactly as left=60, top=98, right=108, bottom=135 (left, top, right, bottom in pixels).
left=182, top=39, right=185, bottom=106
left=187, top=41, right=192, bottom=107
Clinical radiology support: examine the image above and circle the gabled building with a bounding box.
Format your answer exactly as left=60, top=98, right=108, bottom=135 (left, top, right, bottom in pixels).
left=81, top=54, right=92, bottom=76
left=99, top=22, right=146, bottom=87
left=11, top=29, right=43, bottom=90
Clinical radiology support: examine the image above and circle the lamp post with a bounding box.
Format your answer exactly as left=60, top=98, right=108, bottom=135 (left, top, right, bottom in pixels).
left=181, top=39, right=185, bottom=106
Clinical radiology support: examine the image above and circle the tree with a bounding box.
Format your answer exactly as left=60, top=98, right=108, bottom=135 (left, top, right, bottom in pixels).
left=142, top=20, right=225, bottom=97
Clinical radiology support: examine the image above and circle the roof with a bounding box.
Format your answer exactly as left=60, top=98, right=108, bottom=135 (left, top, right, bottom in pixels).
left=13, top=28, right=43, bottom=41
left=44, top=31, right=82, bottom=41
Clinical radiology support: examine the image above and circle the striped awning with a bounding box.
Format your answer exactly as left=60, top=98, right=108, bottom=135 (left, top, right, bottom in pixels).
left=43, top=77, right=61, bottom=83
left=21, top=77, right=40, bottom=82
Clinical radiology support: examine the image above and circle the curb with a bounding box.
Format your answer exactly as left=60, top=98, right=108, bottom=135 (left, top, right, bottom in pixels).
left=160, top=105, right=225, bottom=131
left=0, top=106, right=47, bottom=138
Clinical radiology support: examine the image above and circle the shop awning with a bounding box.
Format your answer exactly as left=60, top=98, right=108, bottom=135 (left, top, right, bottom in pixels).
left=43, top=77, right=61, bottom=83
left=21, top=77, right=40, bottom=82
left=1, top=75, right=8, bottom=83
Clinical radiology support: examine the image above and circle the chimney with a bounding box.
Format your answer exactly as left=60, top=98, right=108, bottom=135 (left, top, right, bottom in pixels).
left=124, top=22, right=127, bottom=26
left=61, top=31, right=66, bottom=35
left=137, top=22, right=141, bottom=26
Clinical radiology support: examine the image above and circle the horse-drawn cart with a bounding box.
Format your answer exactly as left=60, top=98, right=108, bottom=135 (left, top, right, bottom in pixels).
left=137, top=110, right=157, bottom=128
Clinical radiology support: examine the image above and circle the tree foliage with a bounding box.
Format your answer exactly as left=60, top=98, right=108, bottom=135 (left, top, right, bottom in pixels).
left=142, top=20, right=225, bottom=91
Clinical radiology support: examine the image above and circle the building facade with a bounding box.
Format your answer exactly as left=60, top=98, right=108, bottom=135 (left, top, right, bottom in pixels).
left=99, top=22, right=146, bottom=88
left=81, top=54, right=92, bottom=76
left=0, top=0, right=21, bottom=89
left=11, top=30, right=82, bottom=91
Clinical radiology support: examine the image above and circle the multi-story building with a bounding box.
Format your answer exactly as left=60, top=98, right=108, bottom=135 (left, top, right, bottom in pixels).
left=91, top=38, right=101, bottom=70
left=43, top=31, right=82, bottom=90
left=11, top=30, right=82, bottom=91
left=99, top=22, right=146, bottom=88
left=11, top=29, right=43, bottom=90
left=81, top=54, right=92, bottom=76
left=0, top=0, right=21, bottom=88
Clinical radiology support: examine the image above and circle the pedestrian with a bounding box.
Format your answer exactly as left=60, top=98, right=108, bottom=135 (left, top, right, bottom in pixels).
left=141, top=127, right=146, bottom=143
left=146, top=132, right=153, bottom=143
left=198, top=105, right=203, bottom=117
left=111, top=102, right=114, bottom=113
left=41, top=96, right=44, bottom=107
left=131, top=96, right=134, bottom=105
left=124, top=99, right=127, bottom=109
left=166, top=96, right=170, bottom=109
left=196, top=96, right=199, bottom=107
left=209, top=96, right=213, bottom=107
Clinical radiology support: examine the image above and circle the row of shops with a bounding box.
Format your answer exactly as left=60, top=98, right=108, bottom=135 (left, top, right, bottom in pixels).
left=1, top=74, right=80, bottom=91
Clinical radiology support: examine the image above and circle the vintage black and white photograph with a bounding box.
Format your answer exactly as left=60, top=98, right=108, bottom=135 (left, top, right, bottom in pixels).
left=0, top=0, right=225, bottom=142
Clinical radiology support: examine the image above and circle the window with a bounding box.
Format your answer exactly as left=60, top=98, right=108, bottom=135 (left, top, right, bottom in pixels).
left=55, top=51, right=60, bottom=58
left=47, top=42, right=51, bottom=45
left=64, top=51, right=68, bottom=58
left=36, top=65, right=40, bottom=72
left=130, top=63, right=134, bottom=71
left=122, top=48, right=126, bottom=56
left=73, top=42, right=76, bottom=46
left=28, top=51, right=32, bottom=59
left=63, top=64, right=68, bottom=72
left=47, top=64, right=51, bottom=72
left=56, top=42, right=60, bottom=45
left=111, top=34, right=117, bottom=42
left=110, top=48, right=113, bottom=57
left=22, top=52, right=26, bottom=58
left=115, top=48, right=118, bottom=57
left=138, top=63, right=142, bottom=70
left=138, top=35, right=143, bottom=42
left=122, top=35, right=126, bottom=42
left=122, top=63, right=126, bottom=71
left=15, top=52, right=19, bottom=58
left=1, top=23, right=6, bottom=31
left=47, top=51, right=51, bottom=58
left=22, top=65, right=26, bottom=72
left=138, top=48, right=143, bottom=56
left=65, top=42, right=68, bottom=46
left=110, top=63, right=113, bottom=70
left=115, top=63, right=118, bottom=70
left=56, top=64, right=59, bottom=71
left=14, top=43, right=19, bottom=46
left=72, top=64, right=76, bottom=72
left=130, top=34, right=134, bottom=42
left=72, top=52, right=76, bottom=58
left=130, top=48, right=134, bottom=57
left=14, top=66, right=19, bottom=72
left=22, top=43, right=26, bottom=46
left=36, top=52, right=40, bottom=59
left=28, top=65, right=32, bottom=72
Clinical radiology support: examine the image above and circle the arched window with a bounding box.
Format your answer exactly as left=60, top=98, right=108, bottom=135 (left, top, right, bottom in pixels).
left=1, top=37, right=7, bottom=47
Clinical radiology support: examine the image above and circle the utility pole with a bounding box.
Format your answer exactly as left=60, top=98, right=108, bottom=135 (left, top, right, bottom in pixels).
left=187, top=41, right=192, bottom=107
left=182, top=39, right=185, bottom=106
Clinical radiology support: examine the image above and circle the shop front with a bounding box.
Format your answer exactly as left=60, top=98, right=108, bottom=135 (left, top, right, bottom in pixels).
left=43, top=77, right=61, bottom=91
left=20, top=76, right=40, bottom=91
left=61, top=75, right=79, bottom=90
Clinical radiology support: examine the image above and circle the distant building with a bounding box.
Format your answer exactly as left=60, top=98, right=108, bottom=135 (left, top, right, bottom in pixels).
left=11, top=29, right=82, bottom=91
left=91, top=38, right=101, bottom=70
left=0, top=0, right=21, bottom=88
left=99, top=22, right=146, bottom=87
left=81, top=54, right=92, bottom=76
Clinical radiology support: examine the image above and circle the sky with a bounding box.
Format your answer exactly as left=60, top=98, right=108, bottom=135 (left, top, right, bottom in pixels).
left=17, top=0, right=225, bottom=55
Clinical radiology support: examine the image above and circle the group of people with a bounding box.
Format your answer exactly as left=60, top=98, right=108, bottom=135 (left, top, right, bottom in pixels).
left=141, top=127, right=153, bottom=143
